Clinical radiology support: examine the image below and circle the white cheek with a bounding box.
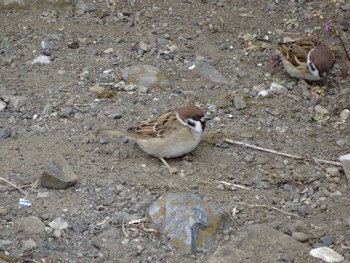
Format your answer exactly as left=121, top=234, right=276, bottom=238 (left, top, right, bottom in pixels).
left=193, top=121, right=203, bottom=134
left=307, top=51, right=320, bottom=78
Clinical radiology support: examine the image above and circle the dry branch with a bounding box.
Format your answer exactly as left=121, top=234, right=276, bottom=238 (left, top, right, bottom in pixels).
left=223, top=139, right=342, bottom=167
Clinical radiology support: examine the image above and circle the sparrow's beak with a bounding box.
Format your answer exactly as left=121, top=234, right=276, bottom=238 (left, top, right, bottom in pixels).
left=201, top=116, right=211, bottom=122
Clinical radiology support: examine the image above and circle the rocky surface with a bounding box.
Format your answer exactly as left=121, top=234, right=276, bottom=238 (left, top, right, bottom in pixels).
left=1, top=0, right=350, bottom=262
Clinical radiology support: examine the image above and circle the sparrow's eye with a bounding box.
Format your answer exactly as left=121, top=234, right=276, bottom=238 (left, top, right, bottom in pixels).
left=191, top=115, right=201, bottom=121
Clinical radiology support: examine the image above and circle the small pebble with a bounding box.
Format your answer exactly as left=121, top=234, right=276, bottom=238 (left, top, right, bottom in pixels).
left=121, top=239, right=130, bottom=246
left=336, top=139, right=345, bottom=147
left=326, top=167, right=340, bottom=177
left=340, top=109, right=350, bottom=121
left=320, top=235, right=335, bottom=246
left=269, top=83, right=287, bottom=94
left=292, top=231, right=309, bottom=242
left=257, top=90, right=269, bottom=97
left=233, top=96, right=246, bottom=110
left=104, top=48, right=114, bottom=54
left=22, top=238, right=37, bottom=252
left=315, top=105, right=329, bottom=116
left=341, top=3, right=350, bottom=11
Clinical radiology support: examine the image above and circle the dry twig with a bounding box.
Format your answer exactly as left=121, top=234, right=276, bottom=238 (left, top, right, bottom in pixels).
left=238, top=201, right=299, bottom=218
left=215, top=180, right=250, bottom=190
left=0, top=176, right=28, bottom=196
left=128, top=217, right=148, bottom=225
left=223, top=139, right=342, bottom=167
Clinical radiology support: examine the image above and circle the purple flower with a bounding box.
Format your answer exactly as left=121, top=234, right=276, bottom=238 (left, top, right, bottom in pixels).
left=325, top=23, right=331, bottom=33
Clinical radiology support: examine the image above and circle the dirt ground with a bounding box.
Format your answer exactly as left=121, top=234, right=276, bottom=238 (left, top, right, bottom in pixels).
left=1, top=0, right=350, bottom=262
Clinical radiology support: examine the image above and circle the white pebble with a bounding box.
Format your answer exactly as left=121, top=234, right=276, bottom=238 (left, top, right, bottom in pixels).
left=104, top=48, right=114, bottom=54
left=258, top=90, right=269, bottom=97
left=31, top=55, right=51, bottom=64
left=310, top=247, right=344, bottom=263
left=340, top=109, right=350, bottom=121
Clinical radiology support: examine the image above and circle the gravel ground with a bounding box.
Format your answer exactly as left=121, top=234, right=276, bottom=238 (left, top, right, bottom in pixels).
left=1, top=1, right=350, bottom=262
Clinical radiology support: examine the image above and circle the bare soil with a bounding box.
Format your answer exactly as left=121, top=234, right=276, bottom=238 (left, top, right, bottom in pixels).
left=1, top=0, right=350, bottom=262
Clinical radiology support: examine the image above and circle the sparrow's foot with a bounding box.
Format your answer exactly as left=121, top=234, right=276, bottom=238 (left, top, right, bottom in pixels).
left=159, top=157, right=178, bottom=174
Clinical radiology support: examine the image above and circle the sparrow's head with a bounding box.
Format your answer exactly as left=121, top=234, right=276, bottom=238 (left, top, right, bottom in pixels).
left=176, top=105, right=210, bottom=133
left=307, top=46, right=334, bottom=79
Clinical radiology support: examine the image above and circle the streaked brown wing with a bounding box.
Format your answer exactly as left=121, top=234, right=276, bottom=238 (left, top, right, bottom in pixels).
left=128, top=111, right=177, bottom=138
left=279, top=40, right=317, bottom=67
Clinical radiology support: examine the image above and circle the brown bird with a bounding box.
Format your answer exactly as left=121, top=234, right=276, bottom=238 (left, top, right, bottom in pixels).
left=258, top=39, right=334, bottom=81
left=97, top=104, right=210, bottom=173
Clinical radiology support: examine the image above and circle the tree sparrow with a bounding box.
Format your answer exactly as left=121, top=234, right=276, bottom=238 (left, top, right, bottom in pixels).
left=258, top=39, right=334, bottom=81
left=97, top=104, right=210, bottom=173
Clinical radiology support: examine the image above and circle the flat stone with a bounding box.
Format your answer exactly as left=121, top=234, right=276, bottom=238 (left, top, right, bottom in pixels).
left=148, top=192, right=225, bottom=254
left=22, top=238, right=37, bottom=252
left=234, top=96, right=247, bottom=110
left=0, top=127, right=11, bottom=140
left=6, top=95, right=27, bottom=108
left=31, top=55, right=51, bottom=64
left=315, top=105, right=329, bottom=116
left=14, top=216, right=46, bottom=236
left=270, top=83, right=287, bottom=94
left=48, top=217, right=69, bottom=230
left=320, top=235, right=335, bottom=246
left=41, top=103, right=53, bottom=116
left=0, top=239, right=13, bottom=250
left=41, top=155, right=78, bottom=189
left=139, top=41, right=152, bottom=52
left=206, top=224, right=310, bottom=263
left=325, top=167, right=340, bottom=177
left=75, top=1, right=97, bottom=13
left=188, top=60, right=229, bottom=84
left=120, top=65, right=172, bottom=90
left=341, top=3, right=350, bottom=11
left=292, top=231, right=309, bottom=242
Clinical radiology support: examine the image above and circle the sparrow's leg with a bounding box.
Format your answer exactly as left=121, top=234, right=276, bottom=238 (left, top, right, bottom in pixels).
left=159, top=157, right=178, bottom=174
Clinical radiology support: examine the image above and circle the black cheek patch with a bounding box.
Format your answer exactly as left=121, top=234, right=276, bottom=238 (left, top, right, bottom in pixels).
left=309, top=62, right=316, bottom=72
left=187, top=120, right=196, bottom=127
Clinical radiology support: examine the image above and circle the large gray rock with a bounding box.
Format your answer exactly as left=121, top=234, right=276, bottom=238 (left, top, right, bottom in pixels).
left=14, top=216, right=46, bottom=236
left=206, top=224, right=314, bottom=263
left=41, top=156, right=78, bottom=189
left=148, top=192, right=225, bottom=254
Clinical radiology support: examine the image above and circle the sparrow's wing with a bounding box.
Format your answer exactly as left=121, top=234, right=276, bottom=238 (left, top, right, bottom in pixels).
left=279, top=40, right=318, bottom=68
left=129, top=111, right=179, bottom=138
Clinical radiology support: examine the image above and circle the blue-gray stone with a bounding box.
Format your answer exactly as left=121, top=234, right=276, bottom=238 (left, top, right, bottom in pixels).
left=148, top=192, right=224, bottom=254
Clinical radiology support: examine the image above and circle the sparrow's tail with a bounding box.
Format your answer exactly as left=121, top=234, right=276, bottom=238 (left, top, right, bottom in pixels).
left=95, top=129, right=127, bottom=137
left=256, top=39, right=279, bottom=50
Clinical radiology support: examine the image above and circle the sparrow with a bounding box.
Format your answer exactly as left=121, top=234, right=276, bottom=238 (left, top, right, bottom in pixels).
left=96, top=104, right=210, bottom=173
left=258, top=39, right=334, bottom=81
